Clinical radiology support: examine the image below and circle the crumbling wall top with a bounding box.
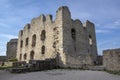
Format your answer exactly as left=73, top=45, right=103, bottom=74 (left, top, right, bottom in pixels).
left=56, top=6, right=69, bottom=12
left=73, top=19, right=82, bottom=25
left=9, top=39, right=18, bottom=42
left=103, top=48, right=120, bottom=54
left=46, top=14, right=53, bottom=22
left=37, top=14, right=46, bottom=22
left=55, top=6, right=71, bottom=22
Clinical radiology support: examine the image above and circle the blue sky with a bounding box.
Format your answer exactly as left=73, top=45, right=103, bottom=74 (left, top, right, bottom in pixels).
left=0, top=0, right=120, bottom=55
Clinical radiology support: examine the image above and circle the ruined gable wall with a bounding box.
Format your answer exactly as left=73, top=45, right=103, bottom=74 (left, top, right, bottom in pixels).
left=17, top=15, right=56, bottom=62
left=16, top=7, right=65, bottom=63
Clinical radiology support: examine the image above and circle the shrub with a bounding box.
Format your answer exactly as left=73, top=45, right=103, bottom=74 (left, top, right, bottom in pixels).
left=8, top=58, right=18, bottom=62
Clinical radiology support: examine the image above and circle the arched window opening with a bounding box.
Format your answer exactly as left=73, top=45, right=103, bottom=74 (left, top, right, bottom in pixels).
left=89, top=35, right=92, bottom=38
left=53, top=27, right=57, bottom=31
left=71, top=28, right=76, bottom=40
left=89, top=35, right=93, bottom=46
left=24, top=53, right=27, bottom=60
left=32, top=34, right=36, bottom=47
left=21, top=30, right=23, bottom=36
left=20, top=54, right=22, bottom=60
left=41, top=45, right=45, bottom=54
left=30, top=51, right=34, bottom=60
left=41, top=30, right=46, bottom=41
left=26, top=38, right=29, bottom=46
left=20, top=40, right=23, bottom=48
left=27, top=24, right=30, bottom=29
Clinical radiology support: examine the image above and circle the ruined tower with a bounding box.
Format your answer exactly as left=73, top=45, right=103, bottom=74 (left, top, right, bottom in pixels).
left=16, top=6, right=98, bottom=68
left=7, top=39, right=18, bottom=60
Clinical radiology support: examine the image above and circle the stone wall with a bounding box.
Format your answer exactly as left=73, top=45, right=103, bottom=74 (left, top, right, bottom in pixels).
left=16, top=13, right=62, bottom=63
left=6, top=39, right=18, bottom=60
left=0, top=56, right=7, bottom=61
left=61, top=6, right=97, bottom=66
left=4, top=62, right=13, bottom=66
left=65, top=54, right=94, bottom=68
left=0, top=56, right=7, bottom=66
left=16, top=6, right=98, bottom=68
left=29, top=58, right=57, bottom=70
left=103, top=48, right=120, bottom=71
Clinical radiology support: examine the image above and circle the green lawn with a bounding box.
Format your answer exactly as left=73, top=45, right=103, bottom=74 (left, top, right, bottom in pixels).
left=0, top=66, right=12, bottom=70
left=106, top=70, right=120, bottom=75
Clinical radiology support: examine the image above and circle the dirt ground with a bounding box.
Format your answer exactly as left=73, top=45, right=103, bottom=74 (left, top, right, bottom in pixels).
left=0, top=69, right=120, bottom=80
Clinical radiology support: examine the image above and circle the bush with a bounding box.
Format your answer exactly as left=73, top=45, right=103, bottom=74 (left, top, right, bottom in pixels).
left=105, top=70, right=120, bottom=75
left=8, top=58, right=18, bottom=62
left=0, top=66, right=12, bottom=70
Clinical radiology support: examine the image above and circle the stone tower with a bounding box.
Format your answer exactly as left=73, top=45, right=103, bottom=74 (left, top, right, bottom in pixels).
left=16, top=6, right=98, bottom=68
left=7, top=39, right=18, bottom=60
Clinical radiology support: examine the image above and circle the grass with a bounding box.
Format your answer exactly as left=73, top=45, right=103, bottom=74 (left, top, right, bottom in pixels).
left=105, top=70, right=120, bottom=75
left=0, top=66, right=12, bottom=70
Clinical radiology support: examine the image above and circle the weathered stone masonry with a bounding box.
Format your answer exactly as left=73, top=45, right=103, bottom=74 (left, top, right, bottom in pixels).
left=16, top=6, right=98, bottom=68
left=7, top=39, right=18, bottom=60
left=103, top=48, right=120, bottom=71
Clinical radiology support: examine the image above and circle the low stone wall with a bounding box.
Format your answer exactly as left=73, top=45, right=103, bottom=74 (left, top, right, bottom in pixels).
left=0, top=61, right=26, bottom=67
left=13, top=61, right=26, bottom=67
left=103, top=48, right=120, bottom=71
left=0, top=62, right=13, bottom=66
left=29, top=58, right=58, bottom=71
left=0, top=56, right=7, bottom=66
left=66, top=54, right=94, bottom=68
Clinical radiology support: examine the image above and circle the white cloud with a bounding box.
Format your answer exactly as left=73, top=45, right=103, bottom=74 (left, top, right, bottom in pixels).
left=103, top=24, right=119, bottom=29
left=98, top=40, right=112, bottom=46
left=0, top=34, right=18, bottom=39
left=71, top=10, right=92, bottom=21
left=79, top=12, right=92, bottom=19
left=0, top=51, right=6, bottom=56
left=96, top=29, right=110, bottom=33
left=95, top=19, right=120, bottom=34
left=97, top=37, right=120, bottom=55
left=114, top=19, right=120, bottom=26
left=0, top=34, right=17, bottom=56
left=0, top=22, right=10, bottom=28
left=102, top=20, right=120, bottom=29
left=95, top=23, right=100, bottom=26
left=0, top=44, right=6, bottom=56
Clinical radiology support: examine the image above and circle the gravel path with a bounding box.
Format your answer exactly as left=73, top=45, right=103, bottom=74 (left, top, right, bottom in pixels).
left=0, top=69, right=120, bottom=80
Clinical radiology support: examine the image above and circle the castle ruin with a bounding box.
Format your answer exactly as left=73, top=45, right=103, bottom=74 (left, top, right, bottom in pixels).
left=16, top=6, right=98, bottom=68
